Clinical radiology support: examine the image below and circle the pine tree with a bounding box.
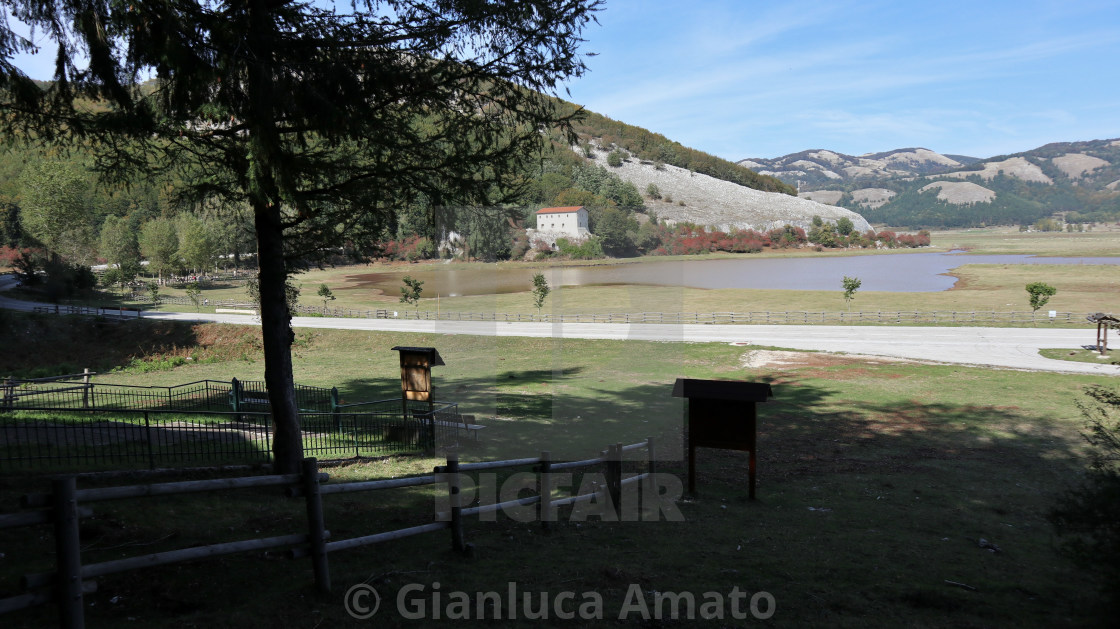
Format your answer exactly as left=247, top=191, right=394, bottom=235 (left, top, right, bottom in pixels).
left=1, top=1, right=600, bottom=472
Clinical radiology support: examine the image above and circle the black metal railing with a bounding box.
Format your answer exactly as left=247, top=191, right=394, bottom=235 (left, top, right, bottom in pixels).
left=0, top=399, right=468, bottom=472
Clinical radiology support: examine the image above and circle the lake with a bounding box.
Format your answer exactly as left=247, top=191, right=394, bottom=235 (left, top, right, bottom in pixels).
left=344, top=252, right=1120, bottom=296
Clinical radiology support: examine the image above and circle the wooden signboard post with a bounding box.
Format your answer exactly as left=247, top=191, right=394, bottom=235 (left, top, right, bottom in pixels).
left=672, top=378, right=773, bottom=499
left=391, top=346, right=445, bottom=416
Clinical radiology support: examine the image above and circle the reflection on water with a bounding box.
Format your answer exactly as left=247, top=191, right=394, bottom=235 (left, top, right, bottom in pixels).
left=343, top=252, right=1120, bottom=296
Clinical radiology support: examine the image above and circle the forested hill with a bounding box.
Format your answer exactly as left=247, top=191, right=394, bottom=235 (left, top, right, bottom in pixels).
left=0, top=89, right=803, bottom=254
left=556, top=100, right=796, bottom=196
left=739, top=139, right=1120, bottom=228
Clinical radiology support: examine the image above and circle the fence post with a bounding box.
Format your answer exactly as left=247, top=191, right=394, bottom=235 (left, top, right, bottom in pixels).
left=53, top=476, right=85, bottom=629
left=144, top=411, right=156, bottom=470
left=538, top=451, right=553, bottom=531
left=81, top=368, right=91, bottom=409
left=606, top=443, right=622, bottom=519
left=645, top=436, right=656, bottom=503
left=447, top=453, right=466, bottom=553
left=330, top=387, right=340, bottom=431
left=231, top=378, right=242, bottom=423
left=301, top=458, right=331, bottom=593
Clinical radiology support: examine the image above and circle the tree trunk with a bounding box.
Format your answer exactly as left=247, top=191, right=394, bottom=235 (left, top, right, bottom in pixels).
left=245, top=0, right=301, bottom=474
left=254, top=201, right=303, bottom=474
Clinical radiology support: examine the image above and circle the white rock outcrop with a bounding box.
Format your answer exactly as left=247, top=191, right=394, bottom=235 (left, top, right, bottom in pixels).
left=585, top=146, right=872, bottom=233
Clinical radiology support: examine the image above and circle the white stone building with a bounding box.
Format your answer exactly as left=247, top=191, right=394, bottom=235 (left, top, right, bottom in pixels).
left=528, top=206, right=591, bottom=249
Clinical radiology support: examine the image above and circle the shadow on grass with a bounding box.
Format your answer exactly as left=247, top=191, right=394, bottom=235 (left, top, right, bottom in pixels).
left=0, top=372, right=1102, bottom=628
left=0, top=311, right=258, bottom=378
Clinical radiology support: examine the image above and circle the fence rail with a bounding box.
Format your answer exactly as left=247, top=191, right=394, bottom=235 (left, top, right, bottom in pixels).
left=369, top=308, right=1083, bottom=326
left=1, top=439, right=654, bottom=627
left=25, top=295, right=1091, bottom=327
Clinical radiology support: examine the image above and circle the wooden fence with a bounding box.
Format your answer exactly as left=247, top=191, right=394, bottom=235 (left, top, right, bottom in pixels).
left=0, top=439, right=654, bottom=627
left=27, top=296, right=1088, bottom=327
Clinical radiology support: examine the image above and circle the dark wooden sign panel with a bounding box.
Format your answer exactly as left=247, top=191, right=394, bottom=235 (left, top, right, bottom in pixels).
left=673, top=378, right=773, bottom=498
left=392, top=346, right=445, bottom=411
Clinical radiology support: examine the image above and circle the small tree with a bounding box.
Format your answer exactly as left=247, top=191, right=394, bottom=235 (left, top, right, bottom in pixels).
left=185, top=282, right=202, bottom=312
left=836, top=216, right=855, bottom=236
left=247, top=278, right=300, bottom=316
left=607, top=149, right=624, bottom=167
left=101, top=268, right=121, bottom=292
left=531, top=272, right=550, bottom=315
left=147, top=281, right=161, bottom=309
left=842, top=276, right=861, bottom=312
left=1026, top=282, right=1057, bottom=313
left=646, top=183, right=661, bottom=200
left=317, top=284, right=336, bottom=310
left=400, top=275, right=424, bottom=310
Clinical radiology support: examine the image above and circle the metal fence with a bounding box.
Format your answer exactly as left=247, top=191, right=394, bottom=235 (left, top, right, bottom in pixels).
left=0, top=400, right=468, bottom=471
left=0, top=376, right=336, bottom=414
left=0, top=375, right=474, bottom=471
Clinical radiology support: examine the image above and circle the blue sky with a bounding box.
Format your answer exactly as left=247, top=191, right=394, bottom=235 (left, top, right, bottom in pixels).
left=560, top=0, right=1120, bottom=160
left=9, top=0, right=1119, bottom=161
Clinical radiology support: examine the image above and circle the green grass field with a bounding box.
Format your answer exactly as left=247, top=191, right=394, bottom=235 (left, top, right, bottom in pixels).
left=930, top=225, right=1120, bottom=257
left=1, top=318, right=1117, bottom=627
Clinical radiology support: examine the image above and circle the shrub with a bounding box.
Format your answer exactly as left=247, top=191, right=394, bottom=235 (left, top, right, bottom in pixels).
left=555, top=237, right=604, bottom=260
left=1051, top=386, right=1120, bottom=612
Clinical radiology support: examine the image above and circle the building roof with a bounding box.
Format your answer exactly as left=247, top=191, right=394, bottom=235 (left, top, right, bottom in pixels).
left=536, top=206, right=585, bottom=215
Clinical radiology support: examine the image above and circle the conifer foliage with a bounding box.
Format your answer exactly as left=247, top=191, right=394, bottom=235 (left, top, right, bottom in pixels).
left=1, top=0, right=601, bottom=472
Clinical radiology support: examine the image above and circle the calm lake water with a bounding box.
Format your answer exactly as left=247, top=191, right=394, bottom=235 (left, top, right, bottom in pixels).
left=345, top=252, right=1120, bottom=296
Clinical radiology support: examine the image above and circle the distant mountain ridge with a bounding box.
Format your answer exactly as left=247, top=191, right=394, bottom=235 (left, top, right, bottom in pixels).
left=737, top=139, right=1120, bottom=227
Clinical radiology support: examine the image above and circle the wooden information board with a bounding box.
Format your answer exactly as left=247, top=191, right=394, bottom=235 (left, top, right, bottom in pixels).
left=672, top=378, right=773, bottom=498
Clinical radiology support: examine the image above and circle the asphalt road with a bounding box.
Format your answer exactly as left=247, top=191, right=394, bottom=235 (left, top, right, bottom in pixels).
left=2, top=274, right=1117, bottom=376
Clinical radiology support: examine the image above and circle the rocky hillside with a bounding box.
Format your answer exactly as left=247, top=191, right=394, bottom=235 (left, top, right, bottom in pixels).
left=738, top=148, right=981, bottom=189
left=739, top=139, right=1120, bottom=228
left=585, top=142, right=871, bottom=233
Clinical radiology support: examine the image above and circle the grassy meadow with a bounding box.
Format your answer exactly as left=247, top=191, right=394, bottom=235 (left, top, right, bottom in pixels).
left=1, top=312, right=1118, bottom=627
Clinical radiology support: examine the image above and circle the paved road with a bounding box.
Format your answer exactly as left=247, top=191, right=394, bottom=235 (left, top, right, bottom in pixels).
left=2, top=274, right=1117, bottom=375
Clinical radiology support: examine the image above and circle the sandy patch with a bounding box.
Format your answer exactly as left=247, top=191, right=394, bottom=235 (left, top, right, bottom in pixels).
left=738, top=349, right=914, bottom=370
left=939, top=157, right=1052, bottom=184
left=919, top=181, right=996, bottom=205
left=799, top=190, right=843, bottom=205
left=1052, top=153, right=1109, bottom=179
left=851, top=187, right=896, bottom=209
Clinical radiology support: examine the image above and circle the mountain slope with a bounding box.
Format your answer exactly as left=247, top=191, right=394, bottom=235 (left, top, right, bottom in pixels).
left=584, top=143, right=871, bottom=233
left=739, top=139, right=1120, bottom=227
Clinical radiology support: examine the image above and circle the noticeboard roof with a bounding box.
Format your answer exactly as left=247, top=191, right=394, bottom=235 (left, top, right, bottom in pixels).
left=390, top=346, right=446, bottom=366
left=671, top=378, right=773, bottom=402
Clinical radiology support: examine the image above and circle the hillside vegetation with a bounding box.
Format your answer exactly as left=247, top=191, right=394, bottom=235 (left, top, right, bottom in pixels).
left=561, top=101, right=796, bottom=195
left=743, top=139, right=1120, bottom=228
